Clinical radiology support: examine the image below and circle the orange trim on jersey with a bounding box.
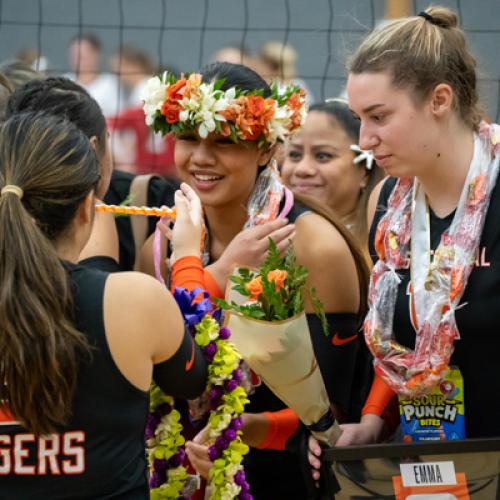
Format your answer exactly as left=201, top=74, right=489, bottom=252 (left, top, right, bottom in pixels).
left=407, top=281, right=418, bottom=332
left=362, top=373, right=396, bottom=417
left=0, top=404, right=18, bottom=425
left=256, top=408, right=299, bottom=451
left=185, top=337, right=196, bottom=372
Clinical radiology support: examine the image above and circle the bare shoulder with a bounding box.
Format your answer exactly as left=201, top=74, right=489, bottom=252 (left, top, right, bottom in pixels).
left=104, top=272, right=184, bottom=361
left=294, top=212, right=353, bottom=265
left=105, top=271, right=172, bottom=311
left=293, top=213, right=360, bottom=312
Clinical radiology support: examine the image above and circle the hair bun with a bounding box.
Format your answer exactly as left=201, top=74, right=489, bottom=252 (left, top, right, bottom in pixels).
left=426, top=6, right=459, bottom=29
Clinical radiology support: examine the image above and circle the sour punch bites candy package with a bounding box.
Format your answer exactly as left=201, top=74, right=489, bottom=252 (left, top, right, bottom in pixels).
left=399, top=368, right=465, bottom=442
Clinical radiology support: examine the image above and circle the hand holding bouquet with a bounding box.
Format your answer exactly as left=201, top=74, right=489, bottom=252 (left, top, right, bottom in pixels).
left=216, top=239, right=341, bottom=447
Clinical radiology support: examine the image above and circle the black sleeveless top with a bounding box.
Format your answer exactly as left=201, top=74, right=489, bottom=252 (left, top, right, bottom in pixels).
left=243, top=202, right=368, bottom=500
left=370, top=177, right=500, bottom=439
left=0, top=264, right=149, bottom=499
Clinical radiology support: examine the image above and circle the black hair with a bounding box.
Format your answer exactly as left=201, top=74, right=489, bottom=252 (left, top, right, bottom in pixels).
left=309, top=100, right=360, bottom=144
left=200, top=62, right=272, bottom=98
left=6, top=77, right=107, bottom=155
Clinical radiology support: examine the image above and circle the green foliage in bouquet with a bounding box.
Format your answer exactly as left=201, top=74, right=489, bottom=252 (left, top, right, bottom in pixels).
left=216, top=239, right=328, bottom=335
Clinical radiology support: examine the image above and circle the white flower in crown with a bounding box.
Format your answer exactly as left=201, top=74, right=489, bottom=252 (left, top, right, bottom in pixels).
left=350, top=144, right=375, bottom=170
left=194, top=83, right=233, bottom=138
left=141, top=75, right=167, bottom=126
left=144, top=72, right=306, bottom=146
left=267, top=102, right=292, bottom=145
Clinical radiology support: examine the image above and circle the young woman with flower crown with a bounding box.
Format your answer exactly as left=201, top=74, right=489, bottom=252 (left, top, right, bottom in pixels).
left=307, top=6, right=500, bottom=474
left=141, top=61, right=371, bottom=499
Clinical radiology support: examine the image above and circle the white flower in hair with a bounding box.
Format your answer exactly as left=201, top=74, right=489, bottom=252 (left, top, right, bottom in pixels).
left=267, top=102, right=292, bottom=145
left=141, top=76, right=168, bottom=126
left=350, top=144, right=375, bottom=170
left=196, top=82, right=230, bottom=138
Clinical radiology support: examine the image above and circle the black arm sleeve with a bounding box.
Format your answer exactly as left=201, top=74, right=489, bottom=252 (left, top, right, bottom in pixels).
left=153, top=325, right=208, bottom=400
left=307, top=312, right=372, bottom=422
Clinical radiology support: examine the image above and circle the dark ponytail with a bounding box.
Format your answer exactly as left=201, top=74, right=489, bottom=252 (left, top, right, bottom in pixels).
left=0, top=112, right=100, bottom=436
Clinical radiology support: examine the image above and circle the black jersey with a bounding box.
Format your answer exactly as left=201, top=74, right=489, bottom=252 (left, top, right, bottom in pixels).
left=0, top=264, right=149, bottom=499
left=104, top=170, right=178, bottom=271
left=370, top=177, right=500, bottom=438
left=242, top=202, right=369, bottom=500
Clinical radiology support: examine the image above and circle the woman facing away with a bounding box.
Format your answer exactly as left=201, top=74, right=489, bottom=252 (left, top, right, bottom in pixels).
left=139, top=61, right=372, bottom=499
left=0, top=112, right=208, bottom=499
left=310, top=4, right=500, bottom=476
left=5, top=76, right=180, bottom=272
left=281, top=98, right=383, bottom=248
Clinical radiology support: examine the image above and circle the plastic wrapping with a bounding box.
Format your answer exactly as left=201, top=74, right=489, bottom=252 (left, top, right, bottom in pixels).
left=365, top=125, right=500, bottom=398
left=244, top=160, right=285, bottom=229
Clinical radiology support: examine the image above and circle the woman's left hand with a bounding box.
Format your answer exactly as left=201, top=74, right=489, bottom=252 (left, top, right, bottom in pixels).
left=185, top=426, right=212, bottom=479
left=159, top=183, right=203, bottom=264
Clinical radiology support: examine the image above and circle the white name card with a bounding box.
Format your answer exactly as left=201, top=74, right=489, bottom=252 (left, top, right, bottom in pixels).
left=400, top=461, right=457, bottom=487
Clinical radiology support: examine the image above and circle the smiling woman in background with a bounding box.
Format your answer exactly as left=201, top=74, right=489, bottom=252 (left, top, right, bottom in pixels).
left=281, top=99, right=383, bottom=247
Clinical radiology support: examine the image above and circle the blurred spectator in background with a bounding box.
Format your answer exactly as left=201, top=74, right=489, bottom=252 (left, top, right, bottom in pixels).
left=66, top=33, right=121, bottom=117
left=107, top=108, right=176, bottom=176
left=0, top=71, right=13, bottom=119
left=0, top=60, right=44, bottom=89
left=107, top=42, right=176, bottom=176
left=0, top=61, right=44, bottom=120
left=16, top=48, right=48, bottom=73
left=110, top=43, right=155, bottom=109
left=258, top=41, right=314, bottom=104
left=211, top=43, right=266, bottom=76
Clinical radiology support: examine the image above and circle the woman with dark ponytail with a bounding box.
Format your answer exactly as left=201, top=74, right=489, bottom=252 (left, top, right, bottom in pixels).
left=6, top=76, right=179, bottom=272
left=0, top=112, right=207, bottom=499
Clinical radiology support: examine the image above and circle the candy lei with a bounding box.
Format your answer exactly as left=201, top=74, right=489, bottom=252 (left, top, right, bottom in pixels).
left=365, top=122, right=500, bottom=398
left=146, top=288, right=252, bottom=500
left=96, top=203, right=176, bottom=218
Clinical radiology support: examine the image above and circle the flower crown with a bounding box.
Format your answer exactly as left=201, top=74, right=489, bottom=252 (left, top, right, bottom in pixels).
left=141, top=72, right=307, bottom=147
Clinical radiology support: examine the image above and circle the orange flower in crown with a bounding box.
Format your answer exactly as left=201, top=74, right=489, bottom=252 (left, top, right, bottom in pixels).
left=142, top=71, right=307, bottom=147
left=166, top=78, right=187, bottom=102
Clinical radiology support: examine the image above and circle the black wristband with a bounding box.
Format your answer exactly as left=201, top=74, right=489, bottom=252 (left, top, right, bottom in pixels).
left=305, top=409, right=336, bottom=433
left=153, top=325, right=207, bottom=399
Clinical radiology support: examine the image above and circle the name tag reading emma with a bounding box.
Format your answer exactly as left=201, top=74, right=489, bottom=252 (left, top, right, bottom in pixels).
left=400, top=461, right=457, bottom=487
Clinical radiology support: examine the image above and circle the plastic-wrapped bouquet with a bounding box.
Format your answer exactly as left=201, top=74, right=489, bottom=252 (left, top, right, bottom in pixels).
left=216, top=240, right=342, bottom=449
